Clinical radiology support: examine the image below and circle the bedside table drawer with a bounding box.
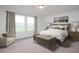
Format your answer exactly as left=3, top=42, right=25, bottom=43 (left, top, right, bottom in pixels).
left=69, top=32, right=79, bottom=41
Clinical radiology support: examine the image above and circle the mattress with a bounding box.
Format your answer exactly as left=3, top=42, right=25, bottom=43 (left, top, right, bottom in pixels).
left=35, top=35, right=55, bottom=40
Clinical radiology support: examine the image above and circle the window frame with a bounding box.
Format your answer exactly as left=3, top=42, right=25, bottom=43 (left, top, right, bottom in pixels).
left=15, top=13, right=35, bottom=33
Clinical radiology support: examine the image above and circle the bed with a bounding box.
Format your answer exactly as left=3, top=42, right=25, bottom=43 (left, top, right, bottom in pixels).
left=33, top=16, right=70, bottom=50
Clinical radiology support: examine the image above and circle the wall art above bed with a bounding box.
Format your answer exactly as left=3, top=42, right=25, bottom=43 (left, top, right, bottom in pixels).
left=54, top=16, right=69, bottom=23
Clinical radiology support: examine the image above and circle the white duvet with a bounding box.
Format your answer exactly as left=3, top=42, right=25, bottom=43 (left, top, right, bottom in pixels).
left=39, top=28, right=68, bottom=42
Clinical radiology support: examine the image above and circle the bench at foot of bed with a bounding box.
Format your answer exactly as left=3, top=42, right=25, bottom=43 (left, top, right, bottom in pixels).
left=33, top=34, right=58, bottom=50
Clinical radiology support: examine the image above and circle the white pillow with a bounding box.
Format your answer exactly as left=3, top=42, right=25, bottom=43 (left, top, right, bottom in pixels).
left=58, top=25, right=68, bottom=30
left=50, top=25, right=58, bottom=29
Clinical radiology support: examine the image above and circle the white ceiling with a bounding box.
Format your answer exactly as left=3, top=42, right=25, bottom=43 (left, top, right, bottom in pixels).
left=0, top=5, right=79, bottom=17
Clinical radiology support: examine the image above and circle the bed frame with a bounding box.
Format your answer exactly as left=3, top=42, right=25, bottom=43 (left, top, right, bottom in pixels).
left=33, top=34, right=57, bottom=49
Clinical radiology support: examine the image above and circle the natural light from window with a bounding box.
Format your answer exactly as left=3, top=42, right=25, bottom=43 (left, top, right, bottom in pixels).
left=15, top=14, right=35, bottom=33
left=15, top=14, right=25, bottom=32
left=27, top=16, right=34, bottom=32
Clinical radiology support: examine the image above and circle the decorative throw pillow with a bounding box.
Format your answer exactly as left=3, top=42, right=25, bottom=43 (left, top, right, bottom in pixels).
left=59, top=27, right=65, bottom=30
left=2, top=33, right=8, bottom=37
left=54, top=27, right=60, bottom=29
left=2, top=33, right=12, bottom=37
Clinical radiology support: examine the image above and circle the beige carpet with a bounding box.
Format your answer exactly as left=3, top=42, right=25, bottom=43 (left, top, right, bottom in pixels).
left=0, top=38, right=79, bottom=53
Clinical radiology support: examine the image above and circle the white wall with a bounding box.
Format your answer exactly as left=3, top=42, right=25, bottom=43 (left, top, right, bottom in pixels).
left=0, top=9, right=6, bottom=33
left=37, top=17, right=45, bottom=32
left=38, top=11, right=79, bottom=32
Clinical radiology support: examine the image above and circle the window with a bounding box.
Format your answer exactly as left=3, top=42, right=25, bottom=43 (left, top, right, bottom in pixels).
left=15, top=14, right=35, bottom=33
left=27, top=16, right=35, bottom=32
left=15, top=14, right=25, bottom=32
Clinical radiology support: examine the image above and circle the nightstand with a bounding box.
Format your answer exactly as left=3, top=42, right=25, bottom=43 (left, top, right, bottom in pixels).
left=69, top=31, right=79, bottom=41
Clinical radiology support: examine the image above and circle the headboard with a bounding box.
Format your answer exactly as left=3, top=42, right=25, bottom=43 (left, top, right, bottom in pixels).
left=48, top=23, right=70, bottom=31
left=46, top=16, right=70, bottom=30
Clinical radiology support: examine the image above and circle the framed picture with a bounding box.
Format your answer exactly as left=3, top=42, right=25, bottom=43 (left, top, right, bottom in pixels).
left=54, top=16, right=69, bottom=23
